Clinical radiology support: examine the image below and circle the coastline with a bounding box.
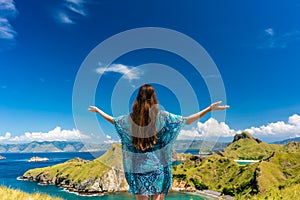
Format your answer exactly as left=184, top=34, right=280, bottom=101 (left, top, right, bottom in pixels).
left=17, top=176, right=126, bottom=197
left=171, top=187, right=234, bottom=200
left=19, top=176, right=231, bottom=199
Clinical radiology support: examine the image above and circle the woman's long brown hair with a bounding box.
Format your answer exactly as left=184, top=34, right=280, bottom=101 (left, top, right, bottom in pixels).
left=130, top=84, right=159, bottom=151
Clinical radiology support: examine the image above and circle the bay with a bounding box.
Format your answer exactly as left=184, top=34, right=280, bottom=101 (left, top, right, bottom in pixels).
left=0, top=151, right=211, bottom=200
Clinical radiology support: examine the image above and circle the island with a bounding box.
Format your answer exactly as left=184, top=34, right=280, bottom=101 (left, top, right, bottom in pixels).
left=0, top=155, right=6, bottom=160
left=28, top=156, right=49, bottom=162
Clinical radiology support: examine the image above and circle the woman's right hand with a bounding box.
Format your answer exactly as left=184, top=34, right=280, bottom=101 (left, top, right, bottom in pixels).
left=88, top=106, right=99, bottom=113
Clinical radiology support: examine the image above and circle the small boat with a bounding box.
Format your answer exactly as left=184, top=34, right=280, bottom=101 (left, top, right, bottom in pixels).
left=0, top=155, right=6, bottom=160
left=28, top=156, right=49, bottom=162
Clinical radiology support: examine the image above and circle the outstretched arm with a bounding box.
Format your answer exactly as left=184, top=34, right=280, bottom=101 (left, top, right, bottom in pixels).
left=88, top=106, right=114, bottom=124
left=185, top=101, right=229, bottom=125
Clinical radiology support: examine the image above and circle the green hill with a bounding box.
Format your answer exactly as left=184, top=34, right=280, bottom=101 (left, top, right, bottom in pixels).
left=21, top=143, right=128, bottom=194
left=173, top=154, right=259, bottom=196
left=222, top=132, right=281, bottom=160
left=172, top=132, right=300, bottom=199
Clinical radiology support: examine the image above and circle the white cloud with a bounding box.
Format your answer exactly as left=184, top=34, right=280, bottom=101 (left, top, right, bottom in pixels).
left=178, top=114, right=300, bottom=142
left=56, top=0, right=89, bottom=24
left=259, top=28, right=300, bottom=49
left=289, top=114, right=300, bottom=125
left=65, top=0, right=87, bottom=16
left=58, top=12, right=75, bottom=24
left=265, top=28, right=274, bottom=36
left=0, top=0, right=18, bottom=40
left=245, top=114, right=300, bottom=139
left=0, top=127, right=90, bottom=143
left=178, top=118, right=235, bottom=140
left=178, top=127, right=202, bottom=140
left=96, top=63, right=143, bottom=80
left=0, top=18, right=16, bottom=39
left=0, top=132, right=11, bottom=140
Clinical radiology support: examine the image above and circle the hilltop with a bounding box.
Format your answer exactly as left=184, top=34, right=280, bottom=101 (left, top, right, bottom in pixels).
left=221, top=132, right=281, bottom=160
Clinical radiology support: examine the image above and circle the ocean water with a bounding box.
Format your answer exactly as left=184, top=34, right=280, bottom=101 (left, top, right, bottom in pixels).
left=0, top=152, right=210, bottom=200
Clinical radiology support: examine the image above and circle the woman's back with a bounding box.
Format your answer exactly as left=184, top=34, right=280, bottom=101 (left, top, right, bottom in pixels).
left=113, top=110, right=186, bottom=195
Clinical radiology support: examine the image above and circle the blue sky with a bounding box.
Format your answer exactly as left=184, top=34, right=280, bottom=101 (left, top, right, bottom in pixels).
left=0, top=0, right=300, bottom=143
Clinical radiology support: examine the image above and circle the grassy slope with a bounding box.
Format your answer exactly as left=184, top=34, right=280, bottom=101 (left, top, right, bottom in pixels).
left=0, top=186, right=62, bottom=200
left=257, top=152, right=300, bottom=192
left=24, top=143, right=123, bottom=184
left=173, top=132, right=300, bottom=199
left=173, top=154, right=258, bottom=196
left=222, top=138, right=281, bottom=160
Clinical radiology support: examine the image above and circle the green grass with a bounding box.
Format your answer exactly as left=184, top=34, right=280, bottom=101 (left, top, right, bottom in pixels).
left=0, top=186, right=62, bottom=200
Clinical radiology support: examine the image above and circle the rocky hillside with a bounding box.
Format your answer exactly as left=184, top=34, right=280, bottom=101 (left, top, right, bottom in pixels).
left=21, top=143, right=128, bottom=194
left=172, top=132, right=300, bottom=199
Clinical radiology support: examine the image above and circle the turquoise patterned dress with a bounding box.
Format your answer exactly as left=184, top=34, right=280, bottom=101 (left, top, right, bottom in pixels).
left=113, top=110, right=186, bottom=196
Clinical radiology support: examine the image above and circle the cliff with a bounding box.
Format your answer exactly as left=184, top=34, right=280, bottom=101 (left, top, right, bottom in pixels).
left=21, top=143, right=128, bottom=195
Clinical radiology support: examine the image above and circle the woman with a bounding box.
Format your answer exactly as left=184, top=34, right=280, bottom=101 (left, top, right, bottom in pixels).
left=89, top=84, right=229, bottom=200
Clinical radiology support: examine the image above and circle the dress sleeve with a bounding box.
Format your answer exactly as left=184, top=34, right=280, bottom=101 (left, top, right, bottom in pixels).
left=113, top=115, right=130, bottom=140
left=161, top=111, right=186, bottom=144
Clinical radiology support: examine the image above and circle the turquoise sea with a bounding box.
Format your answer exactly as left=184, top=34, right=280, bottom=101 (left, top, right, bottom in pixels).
left=0, top=151, right=211, bottom=200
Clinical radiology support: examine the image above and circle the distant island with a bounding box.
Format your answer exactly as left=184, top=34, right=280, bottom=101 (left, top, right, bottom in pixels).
left=0, top=155, right=6, bottom=160
left=0, top=141, right=113, bottom=153
left=28, top=156, right=49, bottom=162
left=20, top=132, right=300, bottom=199
left=0, top=140, right=229, bottom=153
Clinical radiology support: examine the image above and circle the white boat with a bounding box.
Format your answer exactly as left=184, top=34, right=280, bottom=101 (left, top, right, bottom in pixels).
left=28, top=156, right=49, bottom=162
